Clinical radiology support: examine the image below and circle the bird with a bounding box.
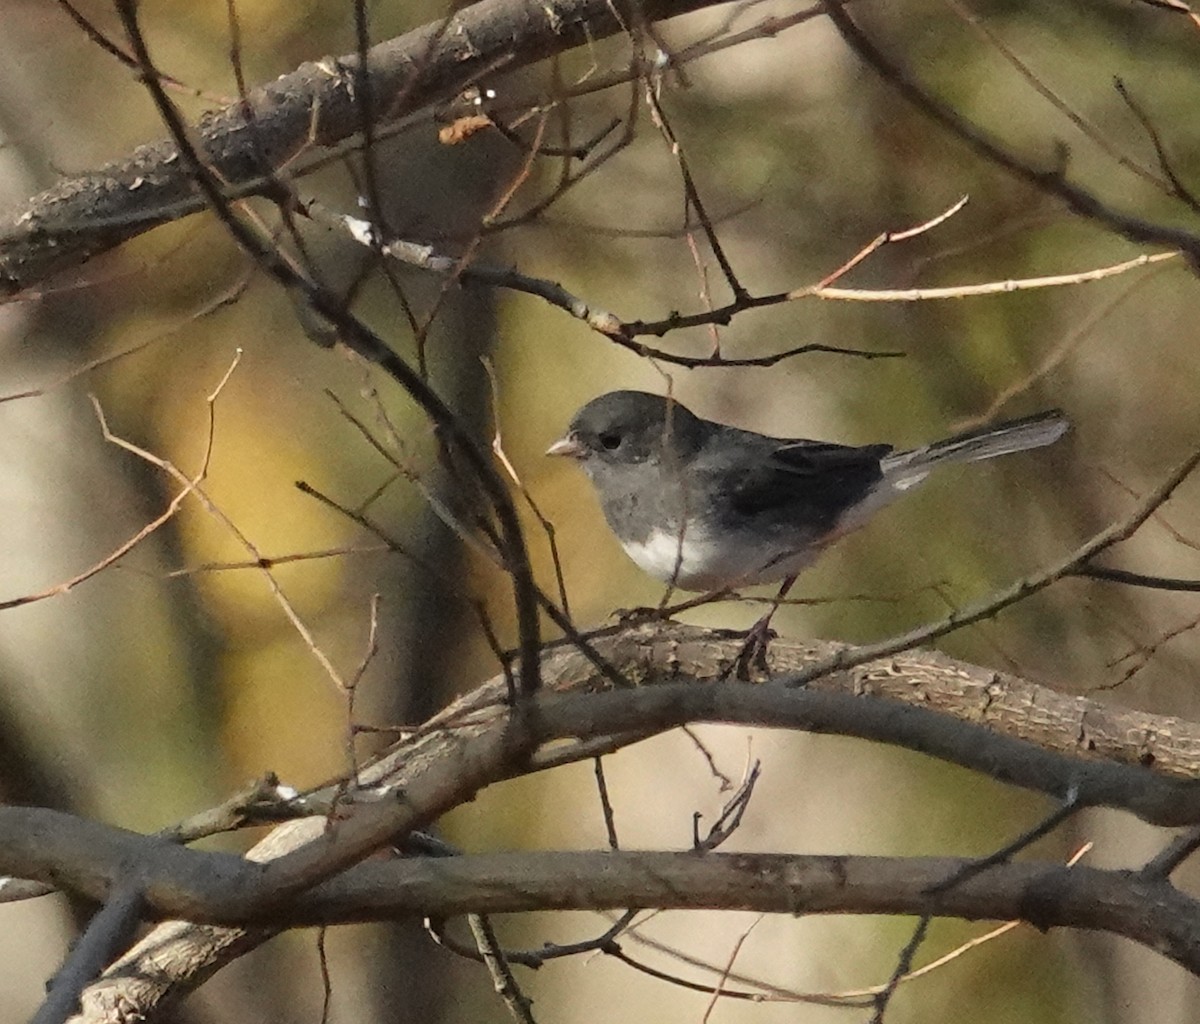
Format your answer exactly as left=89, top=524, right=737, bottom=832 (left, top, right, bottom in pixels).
left=547, top=390, right=1068, bottom=628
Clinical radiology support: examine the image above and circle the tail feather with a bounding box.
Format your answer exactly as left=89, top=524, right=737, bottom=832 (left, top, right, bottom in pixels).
left=881, top=410, right=1069, bottom=486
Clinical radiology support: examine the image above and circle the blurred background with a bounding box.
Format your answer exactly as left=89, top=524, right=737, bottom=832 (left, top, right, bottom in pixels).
left=2, top=0, right=1200, bottom=1020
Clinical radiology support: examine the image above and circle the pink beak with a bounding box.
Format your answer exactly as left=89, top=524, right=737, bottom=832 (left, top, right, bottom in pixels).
left=546, top=433, right=586, bottom=458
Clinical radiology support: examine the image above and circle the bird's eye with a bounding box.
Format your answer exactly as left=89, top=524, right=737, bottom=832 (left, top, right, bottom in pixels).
left=598, top=431, right=622, bottom=451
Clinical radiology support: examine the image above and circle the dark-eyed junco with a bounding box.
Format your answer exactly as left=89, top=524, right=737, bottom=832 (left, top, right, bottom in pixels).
left=547, top=390, right=1069, bottom=594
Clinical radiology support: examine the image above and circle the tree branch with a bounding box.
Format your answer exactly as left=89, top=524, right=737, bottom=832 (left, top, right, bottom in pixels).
left=822, top=0, right=1200, bottom=267
left=279, top=850, right=1200, bottom=976
left=33, top=884, right=144, bottom=1024
left=63, top=850, right=1200, bottom=1023
left=11, top=620, right=1193, bottom=1021
left=9, top=621, right=1200, bottom=922
left=0, top=0, right=717, bottom=295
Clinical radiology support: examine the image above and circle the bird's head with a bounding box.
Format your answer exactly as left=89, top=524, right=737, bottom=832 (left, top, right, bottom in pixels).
left=547, top=391, right=704, bottom=472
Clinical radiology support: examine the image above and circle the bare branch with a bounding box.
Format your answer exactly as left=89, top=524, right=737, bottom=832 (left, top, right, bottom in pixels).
left=205, top=851, right=1200, bottom=979
left=469, top=914, right=538, bottom=1024
left=34, top=885, right=145, bottom=1024
left=10, top=619, right=1200, bottom=931
left=808, top=251, right=1178, bottom=302
left=0, top=0, right=722, bottom=296
left=3, top=618, right=1189, bottom=1018
left=1074, top=564, right=1200, bottom=593
left=822, top=0, right=1200, bottom=269
left=109, top=0, right=546, bottom=700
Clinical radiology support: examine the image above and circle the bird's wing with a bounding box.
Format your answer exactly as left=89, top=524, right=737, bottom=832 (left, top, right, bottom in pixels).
left=772, top=439, right=893, bottom=474
left=721, top=439, right=891, bottom=525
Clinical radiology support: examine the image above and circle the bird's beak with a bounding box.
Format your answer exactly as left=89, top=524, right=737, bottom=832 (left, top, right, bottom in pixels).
left=546, top=432, right=585, bottom=458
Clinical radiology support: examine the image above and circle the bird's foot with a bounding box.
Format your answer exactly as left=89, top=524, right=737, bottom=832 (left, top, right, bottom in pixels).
left=729, top=614, right=778, bottom=681
left=612, top=605, right=666, bottom=624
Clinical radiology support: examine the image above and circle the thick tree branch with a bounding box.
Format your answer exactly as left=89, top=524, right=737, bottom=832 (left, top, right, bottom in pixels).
left=63, top=850, right=1200, bottom=1021
left=33, top=884, right=144, bottom=1024
left=8, top=621, right=1200, bottom=922
left=9, top=620, right=1191, bottom=1021
left=0, top=0, right=716, bottom=295
left=270, top=850, right=1200, bottom=976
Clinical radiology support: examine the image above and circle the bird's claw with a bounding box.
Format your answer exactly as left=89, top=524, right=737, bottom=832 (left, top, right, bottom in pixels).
left=730, top=617, right=778, bottom=680
left=612, top=605, right=666, bottom=624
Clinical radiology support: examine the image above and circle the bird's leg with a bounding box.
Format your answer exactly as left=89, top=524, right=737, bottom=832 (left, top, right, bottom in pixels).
left=732, top=575, right=796, bottom=679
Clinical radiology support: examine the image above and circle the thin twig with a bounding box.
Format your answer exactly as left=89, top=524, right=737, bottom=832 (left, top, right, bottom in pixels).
left=1075, top=564, right=1200, bottom=593
left=870, top=916, right=932, bottom=1024
left=1143, top=827, right=1200, bottom=878
left=57, top=0, right=230, bottom=103
left=317, top=927, right=334, bottom=1024
left=925, top=790, right=1083, bottom=896
left=332, top=205, right=902, bottom=365
left=483, top=356, right=572, bottom=618
left=1114, top=77, right=1200, bottom=215
left=701, top=916, right=765, bottom=1023
left=594, top=757, right=620, bottom=850
left=806, top=251, right=1178, bottom=302
left=941, top=0, right=1169, bottom=193
left=694, top=760, right=760, bottom=851
left=112, top=1, right=544, bottom=696
left=468, top=915, right=538, bottom=1024
left=821, top=0, right=1200, bottom=267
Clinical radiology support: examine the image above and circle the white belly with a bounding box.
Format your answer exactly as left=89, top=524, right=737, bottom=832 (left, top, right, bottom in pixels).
left=620, top=525, right=821, bottom=591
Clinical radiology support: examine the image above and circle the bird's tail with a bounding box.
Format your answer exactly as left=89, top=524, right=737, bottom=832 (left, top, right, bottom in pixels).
left=880, top=410, right=1069, bottom=490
